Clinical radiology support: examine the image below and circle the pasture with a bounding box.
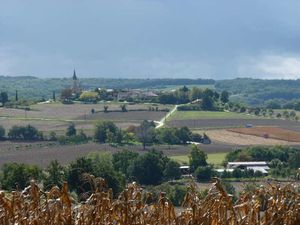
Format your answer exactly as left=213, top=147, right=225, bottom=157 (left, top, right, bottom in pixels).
left=170, top=152, right=227, bottom=166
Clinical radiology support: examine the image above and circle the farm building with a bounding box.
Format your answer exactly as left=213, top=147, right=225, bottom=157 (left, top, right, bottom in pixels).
left=227, top=161, right=270, bottom=175
left=179, top=165, right=190, bottom=175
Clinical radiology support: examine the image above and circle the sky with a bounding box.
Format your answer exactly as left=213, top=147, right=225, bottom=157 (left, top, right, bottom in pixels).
left=1, top=0, right=300, bottom=79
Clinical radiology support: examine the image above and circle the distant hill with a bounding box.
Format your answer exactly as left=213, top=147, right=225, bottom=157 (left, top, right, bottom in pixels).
left=215, top=78, right=300, bottom=105
left=0, top=76, right=299, bottom=106
left=0, top=76, right=214, bottom=101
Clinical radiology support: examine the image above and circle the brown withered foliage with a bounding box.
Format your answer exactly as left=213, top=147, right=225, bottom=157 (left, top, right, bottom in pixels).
left=0, top=177, right=299, bottom=225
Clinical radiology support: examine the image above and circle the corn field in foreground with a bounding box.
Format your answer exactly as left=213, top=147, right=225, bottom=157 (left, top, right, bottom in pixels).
left=0, top=177, right=299, bottom=225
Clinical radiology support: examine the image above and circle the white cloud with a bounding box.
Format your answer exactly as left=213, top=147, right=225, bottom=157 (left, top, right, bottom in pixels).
left=238, top=54, right=300, bottom=79
left=0, top=46, right=14, bottom=75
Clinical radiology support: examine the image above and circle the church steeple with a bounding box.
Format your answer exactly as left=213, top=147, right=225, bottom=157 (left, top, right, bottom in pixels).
left=71, top=69, right=81, bottom=95
left=73, top=69, right=77, bottom=80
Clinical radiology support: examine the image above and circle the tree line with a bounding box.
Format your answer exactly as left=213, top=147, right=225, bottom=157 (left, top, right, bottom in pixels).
left=0, top=120, right=210, bottom=148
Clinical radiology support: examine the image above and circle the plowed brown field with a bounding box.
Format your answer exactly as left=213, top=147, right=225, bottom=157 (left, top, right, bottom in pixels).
left=228, top=126, right=300, bottom=142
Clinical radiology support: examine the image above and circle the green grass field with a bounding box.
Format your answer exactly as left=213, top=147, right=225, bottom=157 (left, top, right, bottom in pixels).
left=170, top=152, right=227, bottom=166
left=170, top=111, right=255, bottom=120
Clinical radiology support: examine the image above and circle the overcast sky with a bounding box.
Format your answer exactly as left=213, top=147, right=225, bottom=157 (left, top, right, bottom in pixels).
left=1, top=0, right=300, bottom=79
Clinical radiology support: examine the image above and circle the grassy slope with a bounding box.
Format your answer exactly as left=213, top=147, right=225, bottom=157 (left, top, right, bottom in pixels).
left=170, top=111, right=255, bottom=120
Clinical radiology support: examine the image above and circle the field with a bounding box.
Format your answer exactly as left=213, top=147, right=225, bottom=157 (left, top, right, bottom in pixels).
left=0, top=138, right=237, bottom=168
left=197, top=129, right=300, bottom=146
left=171, top=152, right=227, bottom=166
left=169, top=111, right=254, bottom=120
left=0, top=102, right=170, bottom=135
left=228, top=126, right=300, bottom=142
left=167, top=117, right=300, bottom=131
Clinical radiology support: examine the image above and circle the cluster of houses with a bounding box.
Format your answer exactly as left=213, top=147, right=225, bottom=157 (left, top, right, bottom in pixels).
left=98, top=88, right=158, bottom=101
left=71, top=70, right=158, bottom=101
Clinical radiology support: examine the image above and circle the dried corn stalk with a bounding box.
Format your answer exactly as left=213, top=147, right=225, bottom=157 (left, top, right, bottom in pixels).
left=0, top=177, right=299, bottom=225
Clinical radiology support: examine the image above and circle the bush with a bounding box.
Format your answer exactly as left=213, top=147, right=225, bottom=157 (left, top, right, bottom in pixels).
left=194, top=166, right=213, bottom=182
left=49, top=131, right=57, bottom=141
left=94, top=121, right=121, bottom=143
left=1, top=163, right=42, bottom=190
left=145, top=183, right=187, bottom=206
left=189, top=145, right=208, bottom=172
left=0, top=126, right=5, bottom=139
left=177, top=104, right=202, bottom=111
left=66, top=123, right=76, bottom=137
left=163, top=160, right=181, bottom=180
left=8, top=125, right=40, bottom=141
left=129, top=150, right=167, bottom=185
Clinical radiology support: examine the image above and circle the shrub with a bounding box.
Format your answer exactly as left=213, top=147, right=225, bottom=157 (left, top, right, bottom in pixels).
left=0, top=125, right=5, bottom=139
left=194, top=166, right=213, bottom=182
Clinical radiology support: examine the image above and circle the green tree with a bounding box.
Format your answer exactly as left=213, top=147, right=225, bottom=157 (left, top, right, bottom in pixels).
left=220, top=91, right=229, bottom=103
left=67, top=157, right=93, bottom=195
left=1, top=163, right=42, bottom=190
left=94, top=121, right=119, bottom=143
left=156, top=128, right=180, bottom=145
left=0, top=125, right=5, bottom=139
left=130, top=150, right=165, bottom=185
left=52, top=91, right=56, bottom=101
left=112, top=150, right=139, bottom=177
left=0, top=91, right=8, bottom=106
left=120, top=104, right=127, bottom=112
left=15, top=90, right=19, bottom=102
left=136, top=120, right=156, bottom=149
left=194, top=166, right=213, bottom=182
left=189, top=145, right=208, bottom=172
left=201, top=95, right=214, bottom=110
left=289, top=111, right=296, bottom=118
left=88, top=152, right=125, bottom=195
left=44, top=160, right=65, bottom=189
left=175, top=127, right=192, bottom=144
left=288, top=151, right=300, bottom=169
left=163, top=160, right=181, bottom=180
left=8, top=125, right=40, bottom=140
left=104, top=105, right=109, bottom=113
left=189, top=87, right=203, bottom=101
left=66, top=123, right=77, bottom=137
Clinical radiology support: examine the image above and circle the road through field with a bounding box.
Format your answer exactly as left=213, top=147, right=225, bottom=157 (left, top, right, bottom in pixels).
left=155, top=105, right=178, bottom=128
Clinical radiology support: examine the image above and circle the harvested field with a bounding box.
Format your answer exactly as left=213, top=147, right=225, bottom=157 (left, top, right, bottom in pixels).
left=0, top=102, right=170, bottom=120
left=228, top=126, right=300, bottom=142
left=198, top=129, right=300, bottom=145
left=0, top=102, right=169, bottom=134
left=0, top=141, right=236, bottom=168
left=79, top=110, right=167, bottom=122
left=167, top=118, right=300, bottom=131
